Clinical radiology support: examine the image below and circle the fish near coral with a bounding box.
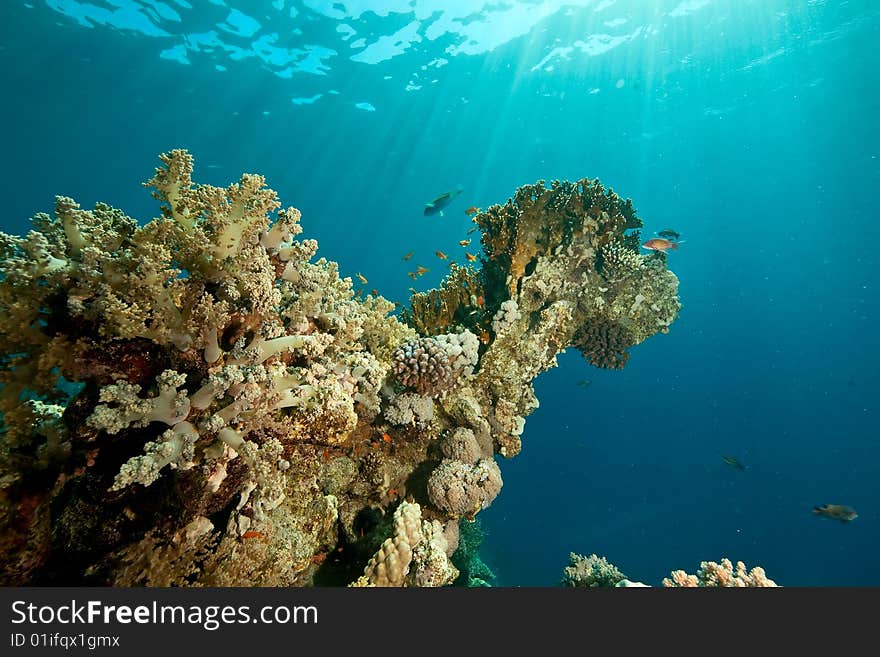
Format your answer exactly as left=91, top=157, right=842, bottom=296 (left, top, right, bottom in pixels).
left=424, top=189, right=462, bottom=217
left=465, top=253, right=477, bottom=262
left=813, top=504, right=858, bottom=522
left=642, top=238, right=679, bottom=252
left=356, top=272, right=368, bottom=285
left=459, top=239, right=471, bottom=247
left=465, top=206, right=479, bottom=216
left=435, top=250, right=448, bottom=260
left=415, top=266, right=429, bottom=276
left=657, top=229, right=681, bottom=241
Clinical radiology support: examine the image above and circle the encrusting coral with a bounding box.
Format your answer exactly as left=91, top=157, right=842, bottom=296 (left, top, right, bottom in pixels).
left=0, top=151, right=680, bottom=586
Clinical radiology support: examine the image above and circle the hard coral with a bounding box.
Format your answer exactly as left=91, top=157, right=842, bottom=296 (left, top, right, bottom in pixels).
left=0, top=152, right=681, bottom=587
left=572, top=318, right=635, bottom=370
left=663, top=558, right=778, bottom=587
left=391, top=337, right=456, bottom=397
left=561, top=552, right=626, bottom=588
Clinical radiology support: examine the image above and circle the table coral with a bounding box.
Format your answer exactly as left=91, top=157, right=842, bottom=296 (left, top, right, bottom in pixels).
left=0, top=151, right=680, bottom=586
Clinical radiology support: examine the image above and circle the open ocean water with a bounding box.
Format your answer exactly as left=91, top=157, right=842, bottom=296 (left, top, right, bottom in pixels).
left=1, top=0, right=878, bottom=586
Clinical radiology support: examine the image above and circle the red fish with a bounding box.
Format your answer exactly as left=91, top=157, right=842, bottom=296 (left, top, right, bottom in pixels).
left=642, top=238, right=679, bottom=252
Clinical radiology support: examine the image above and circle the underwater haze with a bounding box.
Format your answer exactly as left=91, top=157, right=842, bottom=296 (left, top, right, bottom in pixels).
left=2, top=0, right=878, bottom=586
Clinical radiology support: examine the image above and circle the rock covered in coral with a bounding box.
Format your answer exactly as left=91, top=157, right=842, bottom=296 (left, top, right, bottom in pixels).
left=0, top=152, right=681, bottom=586
left=352, top=501, right=458, bottom=587
left=440, top=427, right=488, bottom=465
left=427, top=458, right=503, bottom=517
left=662, top=558, right=778, bottom=587
left=561, top=552, right=626, bottom=588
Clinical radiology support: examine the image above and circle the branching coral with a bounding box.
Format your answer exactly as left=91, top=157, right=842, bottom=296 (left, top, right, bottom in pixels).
left=0, top=152, right=681, bottom=586
left=663, top=559, right=778, bottom=587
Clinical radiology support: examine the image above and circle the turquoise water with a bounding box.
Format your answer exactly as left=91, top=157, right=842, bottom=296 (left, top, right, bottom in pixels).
left=2, top=0, right=878, bottom=585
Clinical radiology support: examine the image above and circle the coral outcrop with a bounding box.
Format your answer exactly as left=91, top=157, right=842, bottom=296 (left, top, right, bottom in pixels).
left=561, top=552, right=626, bottom=588
left=559, top=553, right=777, bottom=588
left=0, top=152, right=680, bottom=586
left=662, top=558, right=778, bottom=587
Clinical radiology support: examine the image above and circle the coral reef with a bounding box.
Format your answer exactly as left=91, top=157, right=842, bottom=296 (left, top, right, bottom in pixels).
left=0, top=152, right=680, bottom=586
left=662, top=559, right=778, bottom=587
left=561, top=552, right=626, bottom=588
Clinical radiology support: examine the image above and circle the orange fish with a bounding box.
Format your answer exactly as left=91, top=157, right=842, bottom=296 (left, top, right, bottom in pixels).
left=641, top=238, right=679, bottom=252
left=388, top=488, right=397, bottom=497
left=459, top=239, right=471, bottom=247
left=465, top=253, right=477, bottom=262
left=356, top=272, right=368, bottom=285
left=402, top=251, right=415, bottom=261
left=381, top=432, right=391, bottom=443
left=415, top=266, right=429, bottom=276
left=408, top=271, right=417, bottom=280
left=435, top=250, right=448, bottom=260
left=371, top=289, right=378, bottom=296
left=465, top=206, right=479, bottom=216
left=242, top=531, right=267, bottom=541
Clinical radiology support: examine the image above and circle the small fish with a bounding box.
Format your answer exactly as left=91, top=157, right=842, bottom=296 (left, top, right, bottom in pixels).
left=465, top=206, right=479, bottom=216
left=467, top=226, right=478, bottom=235
left=721, top=455, right=746, bottom=471
left=371, top=289, right=378, bottom=296
left=657, top=228, right=681, bottom=241
left=424, top=188, right=463, bottom=217
left=242, top=531, right=267, bottom=541
left=459, top=239, right=471, bottom=247
left=465, top=253, right=477, bottom=262
left=577, top=379, right=591, bottom=388
left=435, top=250, right=448, bottom=260
left=408, top=271, right=417, bottom=280
left=813, top=504, right=858, bottom=522
left=642, top=237, right=679, bottom=252
left=415, top=266, right=429, bottom=276
left=402, top=251, right=415, bottom=261
left=356, top=272, right=368, bottom=285
left=381, top=432, right=391, bottom=443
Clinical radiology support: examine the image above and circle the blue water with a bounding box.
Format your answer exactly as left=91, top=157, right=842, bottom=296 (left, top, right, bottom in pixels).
left=2, top=0, right=878, bottom=586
